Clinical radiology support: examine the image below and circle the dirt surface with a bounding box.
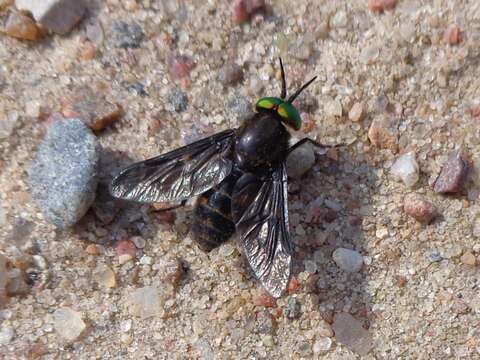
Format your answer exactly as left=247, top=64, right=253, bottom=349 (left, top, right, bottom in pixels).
left=1, top=0, right=480, bottom=359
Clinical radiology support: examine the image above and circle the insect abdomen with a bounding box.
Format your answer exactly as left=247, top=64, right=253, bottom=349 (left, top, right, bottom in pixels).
left=191, top=176, right=237, bottom=252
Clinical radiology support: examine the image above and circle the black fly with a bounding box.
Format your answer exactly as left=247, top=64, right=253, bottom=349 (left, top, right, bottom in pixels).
left=110, top=58, right=327, bottom=297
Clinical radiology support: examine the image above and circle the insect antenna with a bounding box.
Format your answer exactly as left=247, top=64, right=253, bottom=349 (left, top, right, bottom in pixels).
left=287, top=76, right=318, bottom=104
left=279, top=57, right=287, bottom=100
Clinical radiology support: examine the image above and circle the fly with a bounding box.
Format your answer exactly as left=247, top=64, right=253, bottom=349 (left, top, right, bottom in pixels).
left=110, top=58, right=329, bottom=298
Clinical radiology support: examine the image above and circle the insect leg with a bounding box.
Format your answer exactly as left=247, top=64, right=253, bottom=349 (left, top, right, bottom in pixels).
left=153, top=199, right=187, bottom=211
left=288, top=138, right=346, bottom=154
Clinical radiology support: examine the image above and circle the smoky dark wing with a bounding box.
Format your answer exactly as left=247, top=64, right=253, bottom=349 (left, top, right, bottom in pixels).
left=110, top=129, right=235, bottom=203
left=232, top=163, right=293, bottom=298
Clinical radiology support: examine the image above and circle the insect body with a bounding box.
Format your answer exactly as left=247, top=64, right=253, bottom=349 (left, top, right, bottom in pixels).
left=110, top=59, right=323, bottom=297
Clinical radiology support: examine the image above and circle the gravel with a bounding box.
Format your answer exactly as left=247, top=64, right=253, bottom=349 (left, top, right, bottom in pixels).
left=1, top=1, right=480, bottom=359
left=28, top=119, right=99, bottom=229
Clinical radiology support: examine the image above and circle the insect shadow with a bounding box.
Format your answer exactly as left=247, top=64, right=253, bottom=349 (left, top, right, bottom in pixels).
left=285, top=150, right=379, bottom=330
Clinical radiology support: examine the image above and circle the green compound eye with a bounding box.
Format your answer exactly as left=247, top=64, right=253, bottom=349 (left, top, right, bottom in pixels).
left=277, top=102, right=301, bottom=130
left=256, top=97, right=284, bottom=110
left=256, top=97, right=302, bottom=130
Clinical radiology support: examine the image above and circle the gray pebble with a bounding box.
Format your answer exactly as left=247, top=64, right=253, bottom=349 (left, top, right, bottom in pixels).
left=255, top=310, right=276, bottom=334
left=286, top=143, right=315, bottom=179
left=286, top=297, right=302, bottom=319
left=332, top=313, right=372, bottom=355
left=16, top=0, right=86, bottom=35
left=332, top=248, right=364, bottom=273
left=28, top=119, right=99, bottom=229
left=426, top=251, right=443, bottom=263
left=166, top=88, right=189, bottom=112
left=112, top=21, right=144, bottom=49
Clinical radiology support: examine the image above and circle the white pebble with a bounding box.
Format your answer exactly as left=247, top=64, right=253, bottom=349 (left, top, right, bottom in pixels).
left=53, top=308, right=86, bottom=341
left=120, top=319, right=132, bottom=332
left=313, top=337, right=332, bottom=353
left=140, top=255, right=153, bottom=265
left=390, top=152, right=419, bottom=188
left=0, top=325, right=14, bottom=345
left=332, top=248, right=364, bottom=273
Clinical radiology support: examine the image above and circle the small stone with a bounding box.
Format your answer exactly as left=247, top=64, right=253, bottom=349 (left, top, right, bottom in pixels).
left=93, top=265, right=116, bottom=288
left=390, top=152, right=420, bottom=188
left=471, top=104, right=480, bottom=118
left=217, top=63, right=244, bottom=86
left=332, top=313, right=373, bottom=355
left=28, top=119, right=99, bottom=229
left=53, top=308, right=86, bottom=341
left=286, top=297, right=302, bottom=319
left=167, top=54, right=196, bottom=80
left=0, top=110, right=19, bottom=139
left=252, top=291, right=277, bottom=308
left=120, top=319, right=132, bottom=332
left=85, top=21, right=104, bottom=46
left=348, top=102, right=365, bottom=122
left=256, top=310, right=276, bottom=334
left=426, top=250, right=443, bottom=262
left=0, top=254, right=8, bottom=300
left=0, top=325, right=14, bottom=345
left=79, top=41, right=97, bottom=60
left=324, top=98, right=343, bottom=117
left=286, top=143, right=315, bottom=179
left=61, top=86, right=123, bottom=131
left=232, top=0, right=265, bottom=25
left=116, top=240, right=136, bottom=264
left=85, top=244, right=98, bottom=255
left=128, top=286, right=164, bottom=319
left=313, top=337, right=332, bottom=353
left=4, top=11, right=42, bottom=41
left=218, top=243, right=235, bottom=257
left=330, top=10, right=348, bottom=28
left=359, top=45, right=380, bottom=65
left=368, top=0, right=397, bottom=12
left=262, top=334, right=274, bottom=347
left=460, top=251, right=476, bottom=266
left=287, top=277, right=301, bottom=294
left=434, top=148, right=469, bottom=194
left=332, top=248, right=363, bottom=273
left=404, top=193, right=437, bottom=224
left=154, top=258, right=185, bottom=285
left=16, top=0, right=86, bottom=35
left=376, top=227, right=389, bottom=239
left=368, top=116, right=398, bottom=152
left=139, top=256, right=153, bottom=265
left=473, top=218, right=480, bottom=238
left=166, top=88, right=189, bottom=113
left=443, top=24, right=461, bottom=45
left=227, top=96, right=254, bottom=122
left=131, top=236, right=146, bottom=249
left=112, top=21, right=144, bottom=48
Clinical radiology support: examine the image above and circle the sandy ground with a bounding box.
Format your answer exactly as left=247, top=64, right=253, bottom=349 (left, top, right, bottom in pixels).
left=1, top=0, right=480, bottom=359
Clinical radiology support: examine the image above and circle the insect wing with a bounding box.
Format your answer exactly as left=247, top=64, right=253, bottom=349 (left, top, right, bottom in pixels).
left=232, top=163, right=293, bottom=298
left=110, top=129, right=235, bottom=203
